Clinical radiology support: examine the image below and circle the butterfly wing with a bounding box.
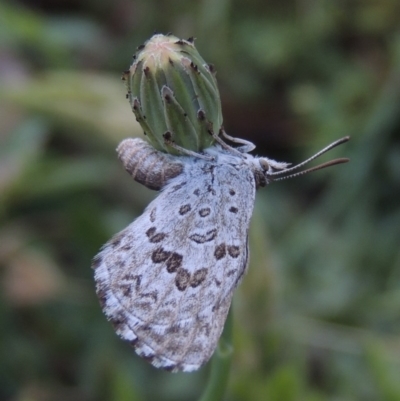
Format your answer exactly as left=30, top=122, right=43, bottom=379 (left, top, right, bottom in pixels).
left=93, top=157, right=256, bottom=372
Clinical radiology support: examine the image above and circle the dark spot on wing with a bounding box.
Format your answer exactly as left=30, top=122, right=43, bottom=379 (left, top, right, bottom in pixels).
left=191, top=268, right=208, bottom=287
left=166, top=252, right=183, bottom=273
left=175, top=268, right=191, bottom=291
left=150, top=208, right=157, bottom=222
left=152, top=248, right=171, bottom=263
left=149, top=232, right=167, bottom=243
left=115, top=259, right=126, bottom=268
left=166, top=324, right=181, bottom=334
left=110, top=232, right=124, bottom=247
left=214, top=243, right=226, bottom=259
left=146, top=227, right=156, bottom=237
left=199, top=323, right=211, bottom=337
left=120, top=283, right=132, bottom=296
left=140, top=291, right=158, bottom=302
left=171, top=182, right=187, bottom=192
left=228, top=245, right=240, bottom=258
left=188, top=343, right=204, bottom=353
left=202, top=164, right=214, bottom=174
left=133, top=301, right=152, bottom=311
left=199, top=208, right=211, bottom=217
left=179, top=204, right=191, bottom=215
left=229, top=206, right=238, bottom=213
left=189, top=229, right=217, bottom=244
left=207, top=185, right=216, bottom=195
left=133, top=275, right=142, bottom=289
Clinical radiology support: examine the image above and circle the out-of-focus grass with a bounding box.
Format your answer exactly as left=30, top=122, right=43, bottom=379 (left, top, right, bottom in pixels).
left=1, top=1, right=399, bottom=401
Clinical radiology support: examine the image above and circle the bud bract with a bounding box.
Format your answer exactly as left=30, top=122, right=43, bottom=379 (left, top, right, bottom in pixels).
left=122, top=34, right=223, bottom=154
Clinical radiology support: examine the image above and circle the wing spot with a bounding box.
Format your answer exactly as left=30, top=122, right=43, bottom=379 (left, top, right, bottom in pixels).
left=123, top=273, right=135, bottom=281
left=175, top=268, right=191, bottom=291
left=188, top=343, right=204, bottom=353
left=214, top=243, right=226, bottom=260
left=199, top=208, right=211, bottom=217
left=146, top=227, right=167, bottom=243
left=172, top=182, right=187, bottom=191
left=179, top=204, right=191, bottom=215
left=123, top=274, right=142, bottom=290
left=133, top=275, right=142, bottom=290
left=207, top=185, right=216, bottom=195
left=140, top=291, right=158, bottom=302
left=150, top=208, right=157, bottom=222
left=166, top=324, right=181, bottom=334
left=120, top=284, right=132, bottom=296
left=109, top=230, right=126, bottom=248
left=133, top=301, right=152, bottom=311
left=189, top=229, right=217, bottom=244
left=228, top=245, right=240, bottom=258
left=229, top=206, right=238, bottom=214
left=193, top=188, right=200, bottom=196
left=146, top=227, right=156, bottom=237
left=122, top=273, right=142, bottom=289
left=202, top=164, right=214, bottom=173
left=166, top=252, right=183, bottom=273
left=152, top=247, right=171, bottom=263
left=199, top=323, right=211, bottom=337
left=229, top=189, right=236, bottom=196
left=166, top=342, right=181, bottom=354
left=149, top=232, right=167, bottom=243
left=115, top=259, right=126, bottom=268
left=190, top=268, right=208, bottom=288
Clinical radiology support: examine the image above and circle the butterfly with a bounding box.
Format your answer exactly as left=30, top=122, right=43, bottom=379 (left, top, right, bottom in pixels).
left=92, top=133, right=349, bottom=372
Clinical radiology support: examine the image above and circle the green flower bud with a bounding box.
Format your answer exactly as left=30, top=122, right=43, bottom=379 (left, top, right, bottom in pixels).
left=122, top=34, right=223, bottom=154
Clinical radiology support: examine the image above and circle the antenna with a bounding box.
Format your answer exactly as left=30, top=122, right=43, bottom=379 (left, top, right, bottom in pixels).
left=268, top=136, right=350, bottom=177
left=271, top=158, right=349, bottom=181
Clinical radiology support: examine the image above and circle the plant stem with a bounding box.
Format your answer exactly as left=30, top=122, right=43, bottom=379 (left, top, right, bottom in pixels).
left=198, top=307, right=233, bottom=401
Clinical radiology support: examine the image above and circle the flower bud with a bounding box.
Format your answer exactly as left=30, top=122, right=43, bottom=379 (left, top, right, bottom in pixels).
left=122, top=34, right=223, bottom=154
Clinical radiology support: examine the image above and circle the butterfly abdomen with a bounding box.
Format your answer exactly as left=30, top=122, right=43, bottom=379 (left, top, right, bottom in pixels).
left=117, top=138, right=184, bottom=190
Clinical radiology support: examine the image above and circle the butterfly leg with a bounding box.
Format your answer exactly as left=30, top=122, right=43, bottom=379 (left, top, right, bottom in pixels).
left=220, top=129, right=256, bottom=153
left=205, top=127, right=248, bottom=158
left=163, top=132, right=214, bottom=161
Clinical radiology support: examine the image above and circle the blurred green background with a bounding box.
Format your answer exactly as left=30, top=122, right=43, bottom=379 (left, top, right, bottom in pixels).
left=1, top=1, right=400, bottom=400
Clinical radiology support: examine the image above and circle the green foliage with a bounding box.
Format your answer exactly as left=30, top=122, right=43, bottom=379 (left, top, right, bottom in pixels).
left=1, top=1, right=399, bottom=400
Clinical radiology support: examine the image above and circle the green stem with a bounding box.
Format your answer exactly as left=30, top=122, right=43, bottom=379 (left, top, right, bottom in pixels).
left=198, top=307, right=233, bottom=401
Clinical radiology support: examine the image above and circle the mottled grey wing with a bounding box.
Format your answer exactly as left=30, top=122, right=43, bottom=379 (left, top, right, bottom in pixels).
left=93, top=159, right=256, bottom=372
